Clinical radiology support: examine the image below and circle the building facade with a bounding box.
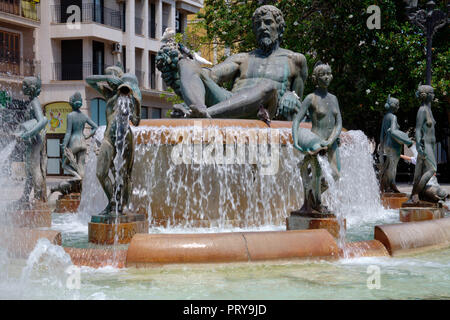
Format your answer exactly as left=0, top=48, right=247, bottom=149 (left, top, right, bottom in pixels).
left=1, top=0, right=202, bottom=175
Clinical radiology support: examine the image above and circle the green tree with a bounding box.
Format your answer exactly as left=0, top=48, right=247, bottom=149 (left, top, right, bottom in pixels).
left=197, top=0, right=449, bottom=140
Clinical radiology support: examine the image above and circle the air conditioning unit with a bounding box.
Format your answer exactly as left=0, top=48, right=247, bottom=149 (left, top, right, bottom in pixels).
left=112, top=43, right=122, bottom=54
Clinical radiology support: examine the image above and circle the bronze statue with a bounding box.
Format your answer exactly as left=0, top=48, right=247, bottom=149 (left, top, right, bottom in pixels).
left=408, top=85, right=438, bottom=204
left=156, top=5, right=308, bottom=122
left=15, top=76, right=48, bottom=205
left=50, top=92, right=98, bottom=195
left=292, top=62, right=342, bottom=214
left=86, top=66, right=141, bottom=216
left=378, top=95, right=413, bottom=193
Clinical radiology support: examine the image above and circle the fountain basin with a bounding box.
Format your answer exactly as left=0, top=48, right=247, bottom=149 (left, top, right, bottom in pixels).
left=375, top=217, right=450, bottom=256
left=381, top=193, right=408, bottom=209
left=125, top=229, right=339, bottom=267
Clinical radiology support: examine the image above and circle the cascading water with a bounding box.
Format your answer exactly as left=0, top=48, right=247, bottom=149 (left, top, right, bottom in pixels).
left=112, top=94, right=132, bottom=217
left=130, top=126, right=302, bottom=229
left=77, top=127, right=107, bottom=222
left=75, top=123, right=396, bottom=242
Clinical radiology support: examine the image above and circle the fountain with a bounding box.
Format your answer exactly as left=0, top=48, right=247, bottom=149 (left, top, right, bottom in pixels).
left=0, top=4, right=449, bottom=300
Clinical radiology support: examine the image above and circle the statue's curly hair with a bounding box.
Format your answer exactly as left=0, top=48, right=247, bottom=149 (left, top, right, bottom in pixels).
left=252, top=5, right=286, bottom=42
left=69, top=92, right=82, bottom=107
left=311, top=62, right=332, bottom=85
left=384, top=94, right=399, bottom=110
left=23, top=76, right=41, bottom=97
left=416, top=84, right=434, bottom=100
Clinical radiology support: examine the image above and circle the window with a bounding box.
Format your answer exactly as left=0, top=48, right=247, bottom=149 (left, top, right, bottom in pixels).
left=151, top=107, right=161, bottom=119
left=150, top=53, right=156, bottom=89
left=92, top=41, right=104, bottom=75
left=176, top=11, right=184, bottom=33
left=90, top=98, right=106, bottom=126
left=141, top=106, right=149, bottom=119
left=0, top=30, right=20, bottom=75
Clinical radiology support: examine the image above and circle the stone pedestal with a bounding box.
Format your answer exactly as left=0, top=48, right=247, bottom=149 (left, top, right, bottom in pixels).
left=55, top=193, right=81, bottom=213
left=381, top=193, right=408, bottom=209
left=88, top=213, right=148, bottom=245
left=1, top=201, right=52, bottom=228
left=400, top=201, right=445, bottom=222
left=286, top=212, right=346, bottom=238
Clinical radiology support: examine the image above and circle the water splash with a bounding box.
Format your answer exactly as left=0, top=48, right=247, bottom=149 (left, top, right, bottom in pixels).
left=77, top=127, right=107, bottom=222
left=20, top=238, right=73, bottom=288
left=318, top=155, right=346, bottom=249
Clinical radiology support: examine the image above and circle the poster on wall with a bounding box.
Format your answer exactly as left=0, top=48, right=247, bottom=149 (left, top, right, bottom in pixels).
left=44, top=101, right=72, bottom=134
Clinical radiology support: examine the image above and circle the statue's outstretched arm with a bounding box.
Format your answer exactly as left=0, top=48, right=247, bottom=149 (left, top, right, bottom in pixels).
left=21, top=99, right=47, bottom=140
left=85, top=75, right=116, bottom=98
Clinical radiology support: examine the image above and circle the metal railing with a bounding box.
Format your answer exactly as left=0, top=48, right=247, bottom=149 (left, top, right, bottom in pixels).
left=0, top=0, right=40, bottom=21
left=135, top=17, right=143, bottom=35
left=51, top=4, right=123, bottom=30
left=52, top=62, right=93, bottom=81
left=0, top=57, right=40, bottom=77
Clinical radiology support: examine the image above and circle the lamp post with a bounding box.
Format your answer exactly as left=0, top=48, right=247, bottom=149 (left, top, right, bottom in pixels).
left=405, top=1, right=449, bottom=85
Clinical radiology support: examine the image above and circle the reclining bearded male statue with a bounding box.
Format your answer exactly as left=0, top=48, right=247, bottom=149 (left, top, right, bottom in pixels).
left=156, top=5, right=308, bottom=123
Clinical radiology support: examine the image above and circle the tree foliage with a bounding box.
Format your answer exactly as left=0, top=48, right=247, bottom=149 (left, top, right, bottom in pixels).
left=195, top=0, right=449, bottom=140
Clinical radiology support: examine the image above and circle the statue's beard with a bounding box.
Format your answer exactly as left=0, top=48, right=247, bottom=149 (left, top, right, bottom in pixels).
left=258, top=36, right=278, bottom=54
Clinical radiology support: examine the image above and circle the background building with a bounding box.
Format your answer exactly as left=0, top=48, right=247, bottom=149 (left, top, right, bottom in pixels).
left=1, top=0, right=203, bottom=175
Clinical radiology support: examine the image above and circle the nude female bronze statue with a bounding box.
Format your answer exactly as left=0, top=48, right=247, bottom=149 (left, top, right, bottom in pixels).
left=86, top=66, right=141, bottom=216
left=15, top=76, right=48, bottom=205
left=50, top=92, right=98, bottom=195
left=407, top=85, right=438, bottom=204
left=378, top=95, right=413, bottom=193
left=292, top=62, right=342, bottom=214
left=156, top=5, right=308, bottom=122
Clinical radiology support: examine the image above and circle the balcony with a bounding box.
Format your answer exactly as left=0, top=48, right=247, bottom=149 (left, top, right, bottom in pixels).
left=51, top=62, right=122, bottom=81
left=51, top=4, right=123, bottom=30
left=0, top=0, right=40, bottom=21
left=0, top=56, right=40, bottom=78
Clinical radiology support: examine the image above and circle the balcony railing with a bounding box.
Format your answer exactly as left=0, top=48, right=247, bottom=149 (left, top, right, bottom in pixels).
left=52, top=62, right=121, bottom=81
left=0, top=0, right=40, bottom=21
left=52, top=62, right=92, bottom=81
left=135, top=17, right=143, bottom=35
left=51, top=4, right=123, bottom=30
left=0, top=57, right=40, bottom=78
